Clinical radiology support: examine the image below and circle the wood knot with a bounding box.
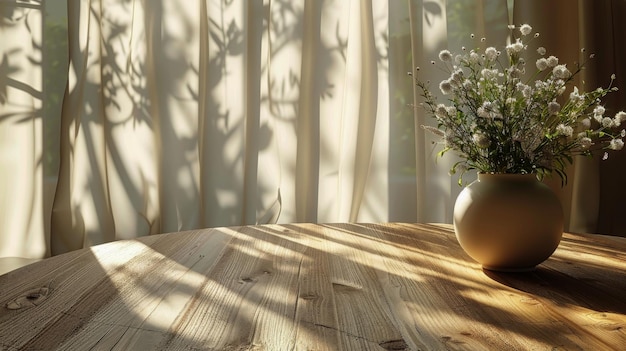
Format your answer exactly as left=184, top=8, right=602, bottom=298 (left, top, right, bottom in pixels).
left=379, top=339, right=409, bottom=350
left=299, top=293, right=318, bottom=300
left=6, top=286, right=50, bottom=310
left=331, top=282, right=362, bottom=293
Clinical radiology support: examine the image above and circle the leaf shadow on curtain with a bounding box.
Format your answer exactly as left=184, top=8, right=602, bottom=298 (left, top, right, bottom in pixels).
left=0, top=0, right=48, bottom=258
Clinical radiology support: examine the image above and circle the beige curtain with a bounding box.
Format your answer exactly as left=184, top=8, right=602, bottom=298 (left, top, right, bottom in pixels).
left=1, top=0, right=624, bottom=260
left=50, top=0, right=409, bottom=255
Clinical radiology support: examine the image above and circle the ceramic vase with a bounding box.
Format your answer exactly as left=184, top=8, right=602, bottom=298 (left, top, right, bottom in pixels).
left=453, top=173, right=564, bottom=272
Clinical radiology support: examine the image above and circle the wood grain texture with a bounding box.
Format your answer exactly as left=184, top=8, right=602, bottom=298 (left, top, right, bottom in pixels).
left=1, top=223, right=625, bottom=350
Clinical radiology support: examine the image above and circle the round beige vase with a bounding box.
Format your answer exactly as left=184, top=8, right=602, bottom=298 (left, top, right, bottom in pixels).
left=453, top=173, right=564, bottom=272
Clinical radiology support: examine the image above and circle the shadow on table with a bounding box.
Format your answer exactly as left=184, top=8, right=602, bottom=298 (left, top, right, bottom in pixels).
left=484, top=256, right=626, bottom=316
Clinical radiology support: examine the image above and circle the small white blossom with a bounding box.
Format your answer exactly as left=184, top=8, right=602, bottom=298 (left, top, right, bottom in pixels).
left=481, top=68, right=499, bottom=80
left=614, top=111, right=626, bottom=124
left=622, top=129, right=626, bottom=138
left=439, top=50, right=453, bottom=62
left=520, top=24, right=532, bottom=36
left=537, top=47, right=546, bottom=55
left=609, top=138, right=624, bottom=150
left=536, top=58, right=549, bottom=71
left=556, top=124, right=573, bottom=137
left=439, top=80, right=453, bottom=95
left=546, top=56, right=559, bottom=67
left=602, top=117, right=614, bottom=128
left=594, top=105, right=606, bottom=118
left=506, top=39, right=524, bottom=55
left=552, top=64, right=571, bottom=79
left=485, top=47, right=498, bottom=61
left=569, top=87, right=584, bottom=102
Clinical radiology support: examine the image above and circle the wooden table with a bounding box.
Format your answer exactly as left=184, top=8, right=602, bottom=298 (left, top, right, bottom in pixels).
left=1, top=223, right=625, bottom=350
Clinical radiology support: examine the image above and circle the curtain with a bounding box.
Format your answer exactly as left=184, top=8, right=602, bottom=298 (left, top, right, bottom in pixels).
left=1, top=0, right=624, bottom=260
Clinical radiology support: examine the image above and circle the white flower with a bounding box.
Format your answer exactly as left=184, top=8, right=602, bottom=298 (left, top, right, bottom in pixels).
left=602, top=117, right=614, bottom=128
left=622, top=129, right=626, bottom=138
left=569, top=87, right=584, bottom=102
left=556, top=124, right=573, bottom=137
left=481, top=68, right=498, bottom=79
left=537, top=47, right=546, bottom=55
left=485, top=47, right=498, bottom=61
left=546, top=56, right=559, bottom=67
left=552, top=64, right=571, bottom=79
left=593, top=105, right=606, bottom=118
left=615, top=111, right=626, bottom=124
left=439, top=50, right=453, bottom=62
left=609, top=138, right=624, bottom=150
left=536, top=58, right=549, bottom=71
left=520, top=24, right=532, bottom=36
left=506, top=39, right=524, bottom=55
left=450, top=69, right=464, bottom=86
left=439, top=80, right=453, bottom=95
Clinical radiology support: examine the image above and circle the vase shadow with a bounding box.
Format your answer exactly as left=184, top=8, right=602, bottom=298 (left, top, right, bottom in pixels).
left=483, top=265, right=626, bottom=315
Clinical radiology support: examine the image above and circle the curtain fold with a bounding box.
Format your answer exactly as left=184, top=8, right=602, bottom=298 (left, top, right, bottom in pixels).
left=1, top=0, right=625, bottom=260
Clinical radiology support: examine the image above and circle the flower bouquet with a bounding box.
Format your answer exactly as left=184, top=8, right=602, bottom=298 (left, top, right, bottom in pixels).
left=412, top=23, right=625, bottom=185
